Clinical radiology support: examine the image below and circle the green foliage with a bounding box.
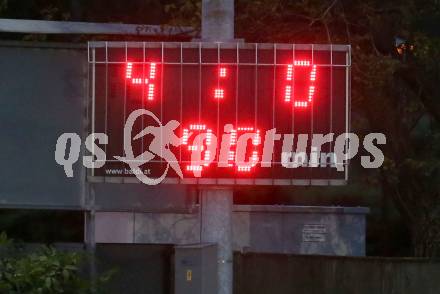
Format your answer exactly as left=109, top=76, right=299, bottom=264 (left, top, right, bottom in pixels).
left=0, top=233, right=113, bottom=294
left=0, top=210, right=83, bottom=244
left=164, top=0, right=201, bottom=30
left=0, top=231, right=12, bottom=246
left=0, top=0, right=6, bottom=13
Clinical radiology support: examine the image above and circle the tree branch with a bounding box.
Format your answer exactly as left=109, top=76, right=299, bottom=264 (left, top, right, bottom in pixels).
left=309, top=0, right=338, bottom=27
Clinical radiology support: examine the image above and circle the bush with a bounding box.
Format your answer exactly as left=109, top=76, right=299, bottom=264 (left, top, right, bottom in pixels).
left=0, top=232, right=113, bottom=294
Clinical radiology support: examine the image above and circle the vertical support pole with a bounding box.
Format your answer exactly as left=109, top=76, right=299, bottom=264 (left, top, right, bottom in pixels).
left=202, top=0, right=235, bottom=41
left=201, top=1, right=235, bottom=294
left=85, top=47, right=97, bottom=289
left=200, top=188, right=233, bottom=294
left=84, top=184, right=97, bottom=290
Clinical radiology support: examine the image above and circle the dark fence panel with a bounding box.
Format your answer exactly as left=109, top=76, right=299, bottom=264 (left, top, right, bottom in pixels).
left=234, top=252, right=440, bottom=294
left=95, top=243, right=174, bottom=294
left=3, top=242, right=440, bottom=293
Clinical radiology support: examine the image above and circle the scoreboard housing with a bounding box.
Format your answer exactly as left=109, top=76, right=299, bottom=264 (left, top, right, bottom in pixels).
left=88, top=42, right=351, bottom=185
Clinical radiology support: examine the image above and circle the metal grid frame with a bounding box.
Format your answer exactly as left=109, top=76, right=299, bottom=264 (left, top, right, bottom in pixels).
left=87, top=41, right=351, bottom=186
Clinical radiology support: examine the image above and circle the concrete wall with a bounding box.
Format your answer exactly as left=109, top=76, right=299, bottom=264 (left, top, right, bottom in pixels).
left=0, top=42, right=86, bottom=209
left=95, top=205, right=368, bottom=256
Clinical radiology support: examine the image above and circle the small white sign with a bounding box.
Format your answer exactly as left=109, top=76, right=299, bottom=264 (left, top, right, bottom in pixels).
left=302, top=224, right=327, bottom=242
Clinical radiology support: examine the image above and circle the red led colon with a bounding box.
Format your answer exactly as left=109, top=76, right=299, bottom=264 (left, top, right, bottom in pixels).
left=125, top=62, right=157, bottom=101
left=284, top=61, right=318, bottom=108
left=213, top=66, right=228, bottom=100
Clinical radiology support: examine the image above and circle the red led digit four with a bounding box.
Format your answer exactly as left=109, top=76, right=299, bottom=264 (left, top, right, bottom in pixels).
left=126, top=62, right=157, bottom=101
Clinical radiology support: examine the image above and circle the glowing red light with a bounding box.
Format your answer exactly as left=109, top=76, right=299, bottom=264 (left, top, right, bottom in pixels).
left=206, top=129, right=212, bottom=145
left=310, top=65, right=317, bottom=81
left=237, top=148, right=259, bottom=172
left=231, top=127, right=261, bottom=172
left=230, top=129, right=237, bottom=145
left=284, top=85, right=292, bottom=102
left=188, top=145, right=205, bottom=151
left=237, top=166, right=251, bottom=172
left=237, top=127, right=254, bottom=131
left=203, top=150, right=211, bottom=166
left=189, top=124, right=206, bottom=130
left=294, top=101, right=308, bottom=107
left=126, top=62, right=133, bottom=79
left=294, top=60, right=310, bottom=66
left=125, top=62, right=157, bottom=101
left=183, top=124, right=215, bottom=176
left=182, top=124, right=262, bottom=176
left=284, top=61, right=318, bottom=108
left=214, top=88, right=224, bottom=99
left=228, top=151, right=235, bottom=166
left=214, top=66, right=229, bottom=100
left=149, top=63, right=156, bottom=79
left=148, top=84, right=155, bottom=100
left=182, top=129, right=190, bottom=145
left=253, top=130, right=261, bottom=146
left=187, top=165, right=202, bottom=171
left=286, top=65, right=293, bottom=81
left=219, top=67, right=227, bottom=78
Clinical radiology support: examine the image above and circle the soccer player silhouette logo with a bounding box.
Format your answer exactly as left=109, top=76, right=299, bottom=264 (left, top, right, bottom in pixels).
left=115, top=109, right=184, bottom=185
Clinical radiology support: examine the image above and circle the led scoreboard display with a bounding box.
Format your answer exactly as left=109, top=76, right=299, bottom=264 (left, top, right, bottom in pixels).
left=88, top=42, right=351, bottom=185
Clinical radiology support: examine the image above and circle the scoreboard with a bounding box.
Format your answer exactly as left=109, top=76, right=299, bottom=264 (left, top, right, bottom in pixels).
left=88, top=42, right=351, bottom=185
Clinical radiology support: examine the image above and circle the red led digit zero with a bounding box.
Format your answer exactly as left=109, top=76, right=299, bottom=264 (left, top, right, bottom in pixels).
left=125, top=62, right=157, bottom=101
left=230, top=127, right=261, bottom=172
left=284, top=60, right=318, bottom=108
